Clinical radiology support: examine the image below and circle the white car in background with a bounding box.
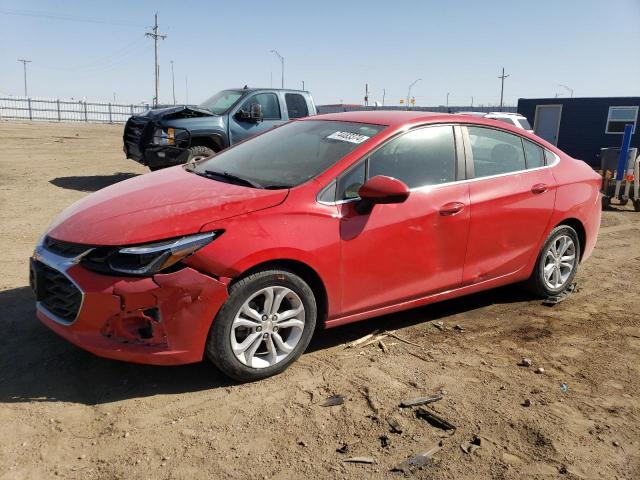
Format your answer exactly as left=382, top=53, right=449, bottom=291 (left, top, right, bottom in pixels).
left=457, top=111, right=533, bottom=133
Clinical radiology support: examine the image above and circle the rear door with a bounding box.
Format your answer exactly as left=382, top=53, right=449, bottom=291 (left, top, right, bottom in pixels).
left=229, top=92, right=286, bottom=143
left=462, top=126, right=556, bottom=284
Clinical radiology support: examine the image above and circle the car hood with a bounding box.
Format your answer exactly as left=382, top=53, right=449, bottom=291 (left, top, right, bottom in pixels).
left=141, top=105, right=216, bottom=120
left=47, top=167, right=289, bottom=246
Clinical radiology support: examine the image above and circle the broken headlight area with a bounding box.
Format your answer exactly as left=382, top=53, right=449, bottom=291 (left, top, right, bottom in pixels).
left=81, top=231, right=223, bottom=276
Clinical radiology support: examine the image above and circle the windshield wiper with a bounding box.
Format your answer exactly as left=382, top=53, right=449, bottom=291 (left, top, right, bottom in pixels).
left=203, top=170, right=263, bottom=189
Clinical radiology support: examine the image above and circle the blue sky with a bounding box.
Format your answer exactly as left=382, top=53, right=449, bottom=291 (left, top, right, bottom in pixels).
left=1, top=0, right=638, bottom=106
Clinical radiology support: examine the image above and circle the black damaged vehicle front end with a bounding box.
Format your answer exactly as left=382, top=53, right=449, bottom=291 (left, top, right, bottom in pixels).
left=123, top=105, right=223, bottom=171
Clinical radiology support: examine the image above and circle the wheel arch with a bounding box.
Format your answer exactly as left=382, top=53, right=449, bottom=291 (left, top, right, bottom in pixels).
left=190, top=134, right=225, bottom=152
left=556, top=217, right=586, bottom=261
left=232, top=259, right=329, bottom=328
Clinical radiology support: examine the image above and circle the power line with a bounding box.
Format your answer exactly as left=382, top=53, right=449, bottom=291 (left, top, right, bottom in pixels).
left=0, top=8, right=143, bottom=27
left=146, top=13, right=167, bottom=106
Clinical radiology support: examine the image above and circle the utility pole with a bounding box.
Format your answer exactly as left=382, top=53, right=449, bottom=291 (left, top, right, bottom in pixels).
left=146, top=13, right=166, bottom=106
left=471, top=96, right=474, bottom=108
left=498, top=67, right=509, bottom=110
left=364, top=83, right=369, bottom=107
left=17, top=59, right=31, bottom=97
left=446, top=92, right=450, bottom=107
left=269, top=50, right=284, bottom=88
left=302, top=80, right=305, bottom=90
left=382, top=88, right=386, bottom=107
left=170, top=60, right=176, bottom=105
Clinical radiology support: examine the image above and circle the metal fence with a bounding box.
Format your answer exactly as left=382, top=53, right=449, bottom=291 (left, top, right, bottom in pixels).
left=317, top=104, right=518, bottom=114
left=0, top=97, right=150, bottom=123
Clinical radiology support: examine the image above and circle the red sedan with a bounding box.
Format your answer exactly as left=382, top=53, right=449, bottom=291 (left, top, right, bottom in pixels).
left=31, top=111, right=601, bottom=381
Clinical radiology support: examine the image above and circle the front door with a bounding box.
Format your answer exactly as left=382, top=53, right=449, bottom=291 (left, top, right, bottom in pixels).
left=462, top=126, right=556, bottom=284
left=338, top=125, right=470, bottom=315
left=229, top=92, right=285, bottom=143
left=534, top=104, right=562, bottom=145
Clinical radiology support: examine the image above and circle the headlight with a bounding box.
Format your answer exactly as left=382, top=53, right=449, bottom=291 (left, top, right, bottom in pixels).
left=152, top=127, right=175, bottom=145
left=82, top=231, right=221, bottom=276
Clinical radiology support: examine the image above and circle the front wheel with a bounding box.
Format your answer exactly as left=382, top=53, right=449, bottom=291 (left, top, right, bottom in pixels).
left=186, top=145, right=215, bottom=164
left=526, top=225, right=580, bottom=298
left=206, top=269, right=317, bottom=382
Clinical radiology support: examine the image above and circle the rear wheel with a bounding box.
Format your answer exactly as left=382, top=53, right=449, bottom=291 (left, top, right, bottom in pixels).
left=526, top=225, right=580, bottom=298
left=206, top=269, right=317, bottom=382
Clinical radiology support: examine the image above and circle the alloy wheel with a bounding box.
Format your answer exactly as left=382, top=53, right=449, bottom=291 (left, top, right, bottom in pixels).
left=230, top=286, right=305, bottom=369
left=542, top=234, right=576, bottom=290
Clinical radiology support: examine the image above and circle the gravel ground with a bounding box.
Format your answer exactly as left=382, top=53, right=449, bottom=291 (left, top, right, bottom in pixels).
left=0, top=121, right=638, bottom=479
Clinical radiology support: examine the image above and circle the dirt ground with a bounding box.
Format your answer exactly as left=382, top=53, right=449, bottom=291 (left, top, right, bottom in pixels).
left=0, top=121, right=638, bottom=480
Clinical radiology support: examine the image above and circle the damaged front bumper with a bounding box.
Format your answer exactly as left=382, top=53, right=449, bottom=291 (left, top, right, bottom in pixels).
left=30, top=243, right=229, bottom=365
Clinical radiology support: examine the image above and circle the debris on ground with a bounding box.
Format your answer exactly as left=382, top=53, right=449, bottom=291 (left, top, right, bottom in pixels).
left=561, top=383, right=569, bottom=393
left=542, top=282, right=578, bottom=306
left=392, top=441, right=444, bottom=472
left=298, top=440, right=308, bottom=447
left=535, top=367, right=545, bottom=374
left=454, top=324, right=465, bottom=332
left=399, top=394, right=443, bottom=408
left=460, top=435, right=482, bottom=454
left=343, top=456, right=375, bottom=464
left=336, top=443, right=349, bottom=454
left=522, top=399, right=532, bottom=407
left=416, top=407, right=456, bottom=431
left=378, top=339, right=389, bottom=353
left=361, top=386, right=380, bottom=414
left=387, top=416, right=404, bottom=434
left=379, top=435, right=390, bottom=448
left=433, top=321, right=445, bottom=331
left=321, top=394, right=345, bottom=407
left=346, top=330, right=380, bottom=348
left=520, top=357, right=533, bottom=367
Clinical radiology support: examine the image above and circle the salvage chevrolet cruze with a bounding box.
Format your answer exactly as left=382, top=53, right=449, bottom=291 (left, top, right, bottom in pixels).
left=31, top=111, right=601, bottom=381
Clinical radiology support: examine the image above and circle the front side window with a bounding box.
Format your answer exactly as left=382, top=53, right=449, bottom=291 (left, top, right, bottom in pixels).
left=191, top=120, right=385, bottom=188
left=367, top=126, right=456, bottom=189
left=606, top=106, right=638, bottom=134
left=241, top=93, right=281, bottom=120
left=337, top=161, right=365, bottom=200
left=468, top=126, right=526, bottom=178
left=523, top=139, right=545, bottom=168
left=285, top=93, right=309, bottom=119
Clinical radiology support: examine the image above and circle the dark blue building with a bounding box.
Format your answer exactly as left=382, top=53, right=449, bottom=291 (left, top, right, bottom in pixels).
left=517, top=97, right=639, bottom=167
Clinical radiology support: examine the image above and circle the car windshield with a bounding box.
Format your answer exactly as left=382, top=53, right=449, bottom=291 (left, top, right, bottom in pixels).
left=198, top=90, right=244, bottom=115
left=189, top=120, right=386, bottom=188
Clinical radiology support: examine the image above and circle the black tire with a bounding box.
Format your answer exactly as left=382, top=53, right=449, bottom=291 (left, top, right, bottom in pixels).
left=186, top=145, right=215, bottom=164
left=526, top=225, right=581, bottom=298
left=206, top=269, right=317, bottom=382
left=634, top=199, right=640, bottom=212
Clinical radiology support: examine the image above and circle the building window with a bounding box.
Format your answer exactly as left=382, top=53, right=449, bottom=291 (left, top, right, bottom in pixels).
left=605, top=106, right=638, bottom=134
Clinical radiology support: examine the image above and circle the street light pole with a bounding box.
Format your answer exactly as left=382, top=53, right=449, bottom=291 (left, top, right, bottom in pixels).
left=406, top=78, right=422, bottom=110
left=270, top=50, right=284, bottom=88
left=170, top=60, right=176, bottom=105
left=558, top=84, right=574, bottom=98
left=17, top=59, right=31, bottom=97
left=446, top=92, right=450, bottom=108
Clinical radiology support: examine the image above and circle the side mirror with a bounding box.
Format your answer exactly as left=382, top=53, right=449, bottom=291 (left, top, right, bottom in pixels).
left=249, top=103, right=263, bottom=122
left=356, top=175, right=409, bottom=214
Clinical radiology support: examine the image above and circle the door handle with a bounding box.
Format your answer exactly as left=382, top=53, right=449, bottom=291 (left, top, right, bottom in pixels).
left=439, top=201, right=465, bottom=216
left=531, top=183, right=549, bottom=194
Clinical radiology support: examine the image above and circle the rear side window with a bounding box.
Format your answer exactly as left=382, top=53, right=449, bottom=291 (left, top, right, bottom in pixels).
left=467, top=127, right=526, bottom=177
left=243, top=93, right=281, bottom=120
left=544, top=149, right=556, bottom=165
left=285, top=93, right=309, bottom=119
left=367, top=126, right=456, bottom=188
left=523, top=139, right=545, bottom=168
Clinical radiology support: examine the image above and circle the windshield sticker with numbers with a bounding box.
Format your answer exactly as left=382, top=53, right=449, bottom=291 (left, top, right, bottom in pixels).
left=326, top=131, right=370, bottom=144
